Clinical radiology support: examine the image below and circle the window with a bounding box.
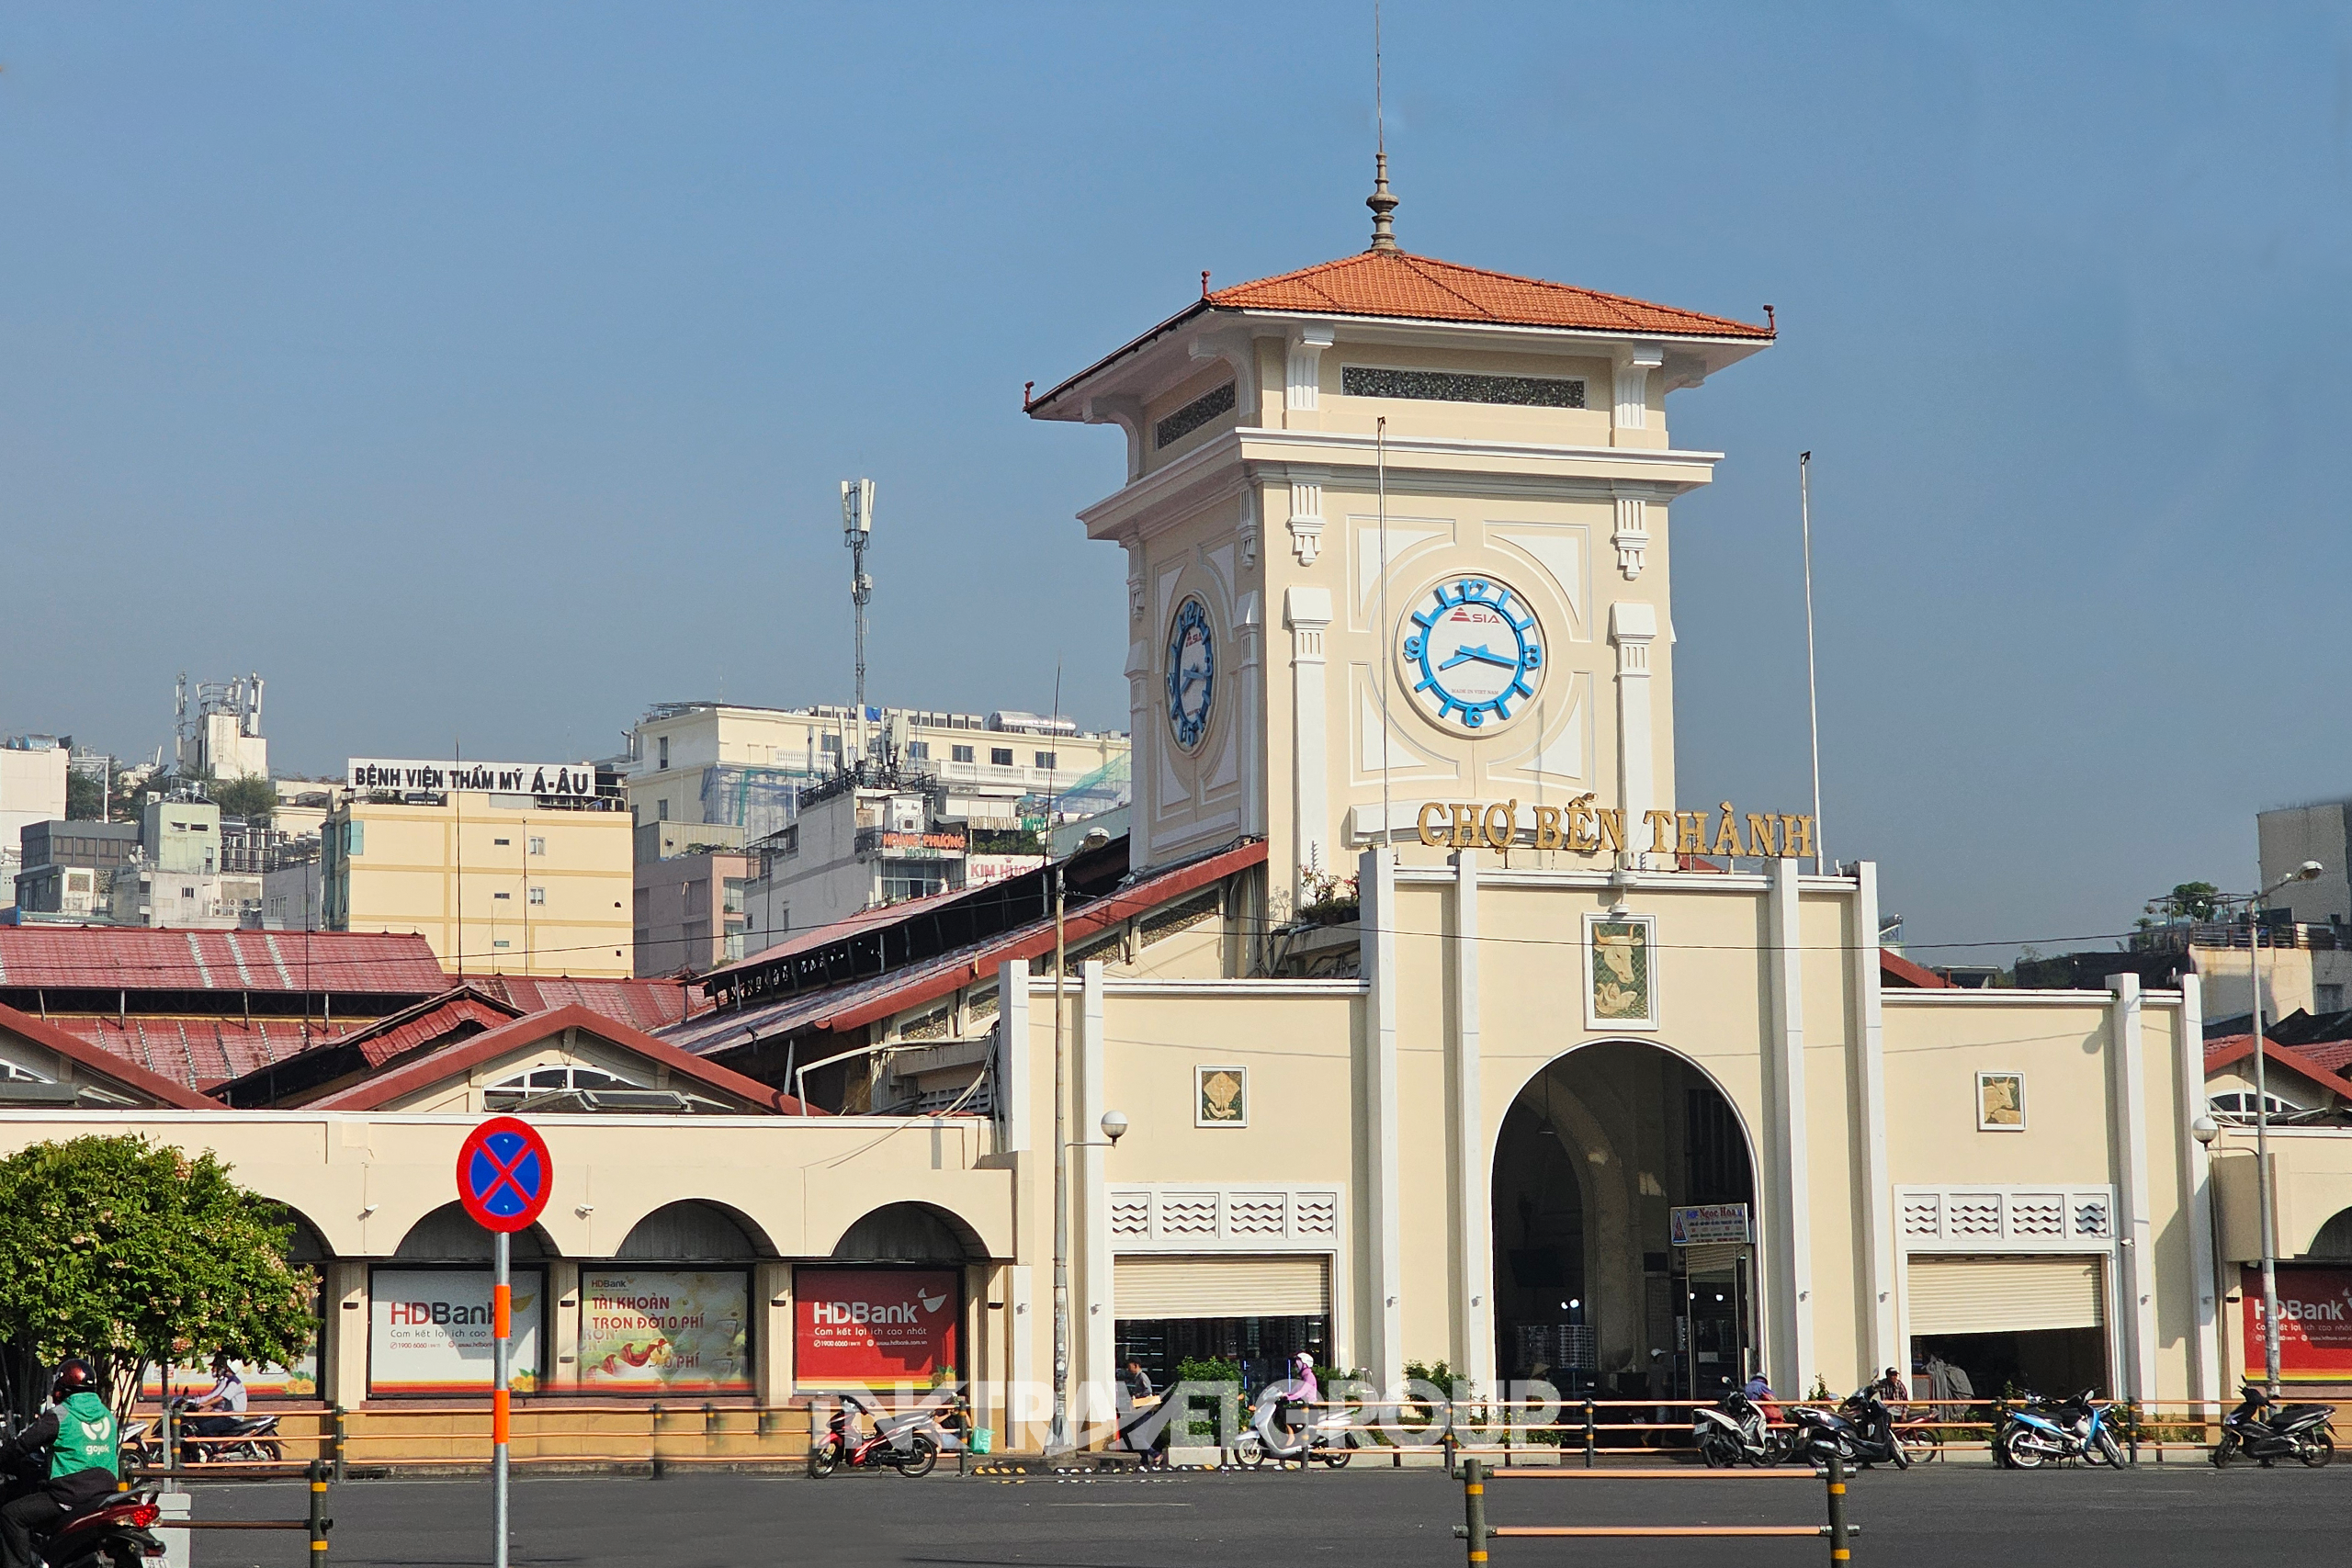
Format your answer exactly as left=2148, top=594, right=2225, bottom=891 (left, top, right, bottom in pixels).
left=1035, top=751, right=1057, bottom=770
left=657, top=799, right=670, bottom=821
left=2210, top=1091, right=2308, bottom=1122
left=821, top=733, right=842, bottom=755
left=493, top=837, right=511, bottom=847
left=484, top=1063, right=640, bottom=1110
left=528, top=837, right=546, bottom=856
left=880, top=863, right=950, bottom=902
left=722, top=877, right=746, bottom=915
left=346, top=820, right=365, bottom=856
left=492, top=940, right=511, bottom=949
left=952, top=745, right=975, bottom=764
left=1153, top=380, right=1237, bottom=448
left=658, top=737, right=669, bottom=771
left=907, top=741, right=930, bottom=761
left=990, top=748, right=1014, bottom=767
left=181, top=886, right=196, bottom=899
left=528, top=886, right=546, bottom=906
left=493, top=891, right=512, bottom=900
left=1340, top=365, right=1588, bottom=408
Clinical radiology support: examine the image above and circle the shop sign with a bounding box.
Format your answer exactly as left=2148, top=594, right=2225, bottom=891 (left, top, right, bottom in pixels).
left=967, top=853, right=1045, bottom=886
left=1670, top=1204, right=1752, bottom=1246
left=2242, top=1267, right=2352, bottom=1382
left=878, top=829, right=967, bottom=856
left=369, top=1269, right=544, bottom=1394
left=1416, top=796, right=1815, bottom=859
left=795, top=1268, right=959, bottom=1385
left=346, top=759, right=599, bottom=798
left=579, top=1270, right=752, bottom=1393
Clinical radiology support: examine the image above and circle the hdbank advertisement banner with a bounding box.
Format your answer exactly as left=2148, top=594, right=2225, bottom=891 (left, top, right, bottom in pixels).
left=2243, top=1267, right=2352, bottom=1382
left=142, top=1355, right=319, bottom=1400
left=795, top=1268, right=959, bottom=1385
left=370, top=1269, right=543, bottom=1394
left=580, top=1271, right=752, bottom=1393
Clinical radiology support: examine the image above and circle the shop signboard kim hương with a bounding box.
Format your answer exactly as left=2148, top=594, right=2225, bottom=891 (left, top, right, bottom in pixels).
left=2243, top=1267, right=2352, bottom=1382
left=579, top=1271, right=752, bottom=1393
left=369, top=1269, right=544, bottom=1394
left=794, top=1269, right=960, bottom=1386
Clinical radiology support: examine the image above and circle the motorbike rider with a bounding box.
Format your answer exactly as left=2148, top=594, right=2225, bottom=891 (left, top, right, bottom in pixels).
left=0, top=1359, right=119, bottom=1568
left=1260, top=1352, right=1320, bottom=1451
left=183, top=1352, right=249, bottom=1458
left=1742, top=1371, right=1784, bottom=1428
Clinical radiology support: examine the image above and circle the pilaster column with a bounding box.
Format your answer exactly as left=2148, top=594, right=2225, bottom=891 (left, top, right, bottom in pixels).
left=1077, top=961, right=1114, bottom=1439
left=1450, top=850, right=1492, bottom=1396
left=1285, top=324, right=1334, bottom=416
left=1237, top=588, right=1264, bottom=842
left=1610, top=603, right=1658, bottom=869
left=1612, top=343, right=1664, bottom=442
left=2108, top=974, right=2159, bottom=1404
left=1358, top=846, right=1404, bottom=1393
left=1286, top=469, right=1328, bottom=566
left=1125, top=631, right=1152, bottom=872
left=1286, top=587, right=1334, bottom=894
left=1611, top=490, right=1650, bottom=580
left=1849, top=863, right=1896, bottom=1371
left=1764, top=857, right=1815, bottom=1391
left=2174, top=973, right=2222, bottom=1406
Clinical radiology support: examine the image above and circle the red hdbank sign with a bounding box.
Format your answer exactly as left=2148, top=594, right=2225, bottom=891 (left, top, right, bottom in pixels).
left=2242, top=1267, right=2352, bottom=1381
left=796, top=1269, right=959, bottom=1383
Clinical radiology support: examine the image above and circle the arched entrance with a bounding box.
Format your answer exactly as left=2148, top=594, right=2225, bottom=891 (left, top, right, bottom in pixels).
left=1492, top=1042, right=1756, bottom=1401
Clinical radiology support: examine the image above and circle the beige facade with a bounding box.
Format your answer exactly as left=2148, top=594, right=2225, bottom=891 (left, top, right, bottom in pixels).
left=324, top=795, right=632, bottom=977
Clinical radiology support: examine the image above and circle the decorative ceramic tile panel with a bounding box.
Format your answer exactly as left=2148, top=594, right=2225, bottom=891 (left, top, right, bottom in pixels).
left=2008, top=1194, right=2064, bottom=1237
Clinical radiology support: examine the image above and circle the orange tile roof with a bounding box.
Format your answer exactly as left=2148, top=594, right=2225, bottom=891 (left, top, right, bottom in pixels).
left=1207, top=248, right=1773, bottom=339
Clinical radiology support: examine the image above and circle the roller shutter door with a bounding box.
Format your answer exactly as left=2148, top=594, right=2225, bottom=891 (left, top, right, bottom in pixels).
left=1114, top=1255, right=1329, bottom=1318
left=1906, top=1257, right=2104, bottom=1335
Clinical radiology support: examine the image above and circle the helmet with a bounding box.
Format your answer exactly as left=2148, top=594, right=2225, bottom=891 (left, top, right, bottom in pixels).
left=51, top=1359, right=97, bottom=1401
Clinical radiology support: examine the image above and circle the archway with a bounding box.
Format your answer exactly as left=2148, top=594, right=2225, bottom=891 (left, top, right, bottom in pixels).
left=616, top=1201, right=770, bottom=1262
left=1491, top=1041, right=1756, bottom=1401
left=830, top=1201, right=981, bottom=1263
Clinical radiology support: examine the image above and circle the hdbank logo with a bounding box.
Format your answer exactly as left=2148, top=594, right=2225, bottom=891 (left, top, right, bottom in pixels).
left=813, top=1299, right=921, bottom=1326
left=917, top=1290, right=948, bottom=1314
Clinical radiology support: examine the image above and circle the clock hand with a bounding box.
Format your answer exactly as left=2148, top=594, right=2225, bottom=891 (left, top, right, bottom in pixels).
left=1437, top=645, right=1518, bottom=671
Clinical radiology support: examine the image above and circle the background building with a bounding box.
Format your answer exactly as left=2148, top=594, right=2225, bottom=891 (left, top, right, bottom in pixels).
left=0, top=737, right=70, bottom=911
left=175, top=671, right=268, bottom=781
left=324, top=778, right=632, bottom=977
left=633, top=841, right=752, bottom=976
left=2261, top=799, right=2352, bottom=928
left=12, top=820, right=140, bottom=919
left=622, top=702, right=1129, bottom=839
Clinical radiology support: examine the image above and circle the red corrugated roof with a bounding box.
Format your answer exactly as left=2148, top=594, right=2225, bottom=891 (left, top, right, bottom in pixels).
left=1880, top=950, right=1951, bottom=988
left=39, top=1014, right=359, bottom=1089
left=0, top=927, right=449, bottom=995
left=471, top=975, right=712, bottom=1033
left=0, top=1003, right=228, bottom=1108
left=2203, top=1035, right=2352, bottom=1100
left=1207, top=249, right=1774, bottom=339
left=309, top=1005, right=819, bottom=1114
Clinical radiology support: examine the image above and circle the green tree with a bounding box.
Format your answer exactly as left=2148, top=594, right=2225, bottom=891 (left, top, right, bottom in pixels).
left=2145, top=881, right=2222, bottom=923
left=0, top=1135, right=316, bottom=1421
left=64, top=773, right=106, bottom=821
left=210, top=774, right=277, bottom=821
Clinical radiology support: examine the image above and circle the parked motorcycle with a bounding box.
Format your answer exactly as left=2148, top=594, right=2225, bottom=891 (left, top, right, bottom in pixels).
left=2212, top=1384, right=2334, bottom=1469
left=1789, top=1386, right=1911, bottom=1470
left=1995, top=1390, right=2122, bottom=1469
left=806, top=1398, right=941, bottom=1479
left=1694, top=1390, right=1792, bottom=1468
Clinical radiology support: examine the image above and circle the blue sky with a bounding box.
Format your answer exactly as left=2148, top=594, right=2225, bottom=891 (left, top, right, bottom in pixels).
left=6, top=4, right=2349, bottom=957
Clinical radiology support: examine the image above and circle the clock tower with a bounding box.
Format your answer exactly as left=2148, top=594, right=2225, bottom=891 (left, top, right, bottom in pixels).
left=1028, top=171, right=1773, bottom=906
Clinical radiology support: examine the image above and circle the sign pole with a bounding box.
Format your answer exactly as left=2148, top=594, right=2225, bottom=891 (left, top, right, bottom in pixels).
left=493, top=1227, right=510, bottom=1568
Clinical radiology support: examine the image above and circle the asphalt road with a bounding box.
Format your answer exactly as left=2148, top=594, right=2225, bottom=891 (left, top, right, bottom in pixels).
left=182, top=1461, right=2351, bottom=1568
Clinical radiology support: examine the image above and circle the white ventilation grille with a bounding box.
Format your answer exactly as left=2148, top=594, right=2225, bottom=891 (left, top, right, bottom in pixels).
left=1103, top=1186, right=1345, bottom=1250
left=1893, top=1186, right=2120, bottom=1251
left=1159, top=1195, right=1218, bottom=1236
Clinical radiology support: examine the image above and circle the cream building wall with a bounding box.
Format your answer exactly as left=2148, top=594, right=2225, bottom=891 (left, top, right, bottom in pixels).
left=324, top=795, right=632, bottom=977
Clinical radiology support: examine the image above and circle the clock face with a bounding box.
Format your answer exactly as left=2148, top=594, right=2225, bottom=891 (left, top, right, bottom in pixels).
left=1166, top=597, right=1215, bottom=750
left=1401, top=577, right=1545, bottom=728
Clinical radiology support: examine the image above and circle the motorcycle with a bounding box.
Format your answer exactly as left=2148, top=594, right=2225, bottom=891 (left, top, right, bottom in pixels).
left=172, top=1398, right=283, bottom=1464
left=40, top=1488, right=170, bottom=1568
left=1693, top=1390, right=1792, bottom=1468
left=1995, top=1390, right=2123, bottom=1469
left=1788, top=1385, right=1911, bottom=1470
left=2212, top=1383, right=2335, bottom=1469
left=1231, top=1396, right=1353, bottom=1470
left=805, top=1398, right=941, bottom=1479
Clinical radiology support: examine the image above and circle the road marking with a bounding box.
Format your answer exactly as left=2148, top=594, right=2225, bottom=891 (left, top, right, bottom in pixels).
left=1047, top=1501, right=1196, bottom=1507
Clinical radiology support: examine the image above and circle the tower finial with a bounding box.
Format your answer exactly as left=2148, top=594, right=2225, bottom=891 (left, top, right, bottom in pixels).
left=1367, top=1, right=1399, bottom=252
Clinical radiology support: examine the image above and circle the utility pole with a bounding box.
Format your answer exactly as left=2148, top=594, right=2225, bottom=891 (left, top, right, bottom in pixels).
left=842, top=479, right=876, bottom=770
left=2247, top=857, right=2324, bottom=1393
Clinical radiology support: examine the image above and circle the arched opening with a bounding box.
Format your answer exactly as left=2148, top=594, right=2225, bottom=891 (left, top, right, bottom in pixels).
left=1492, top=1041, right=1755, bottom=1401
left=616, top=1201, right=766, bottom=1262
left=392, top=1202, right=552, bottom=1262
left=2304, top=1205, right=2352, bottom=1260
left=830, top=1201, right=979, bottom=1263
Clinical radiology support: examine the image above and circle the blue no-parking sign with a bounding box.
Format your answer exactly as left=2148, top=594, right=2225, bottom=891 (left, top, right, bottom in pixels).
left=456, top=1115, right=554, bottom=1233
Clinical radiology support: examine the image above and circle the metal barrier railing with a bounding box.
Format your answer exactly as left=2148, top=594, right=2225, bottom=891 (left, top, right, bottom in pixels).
left=1456, top=1455, right=1858, bottom=1563
left=145, top=1458, right=333, bottom=1562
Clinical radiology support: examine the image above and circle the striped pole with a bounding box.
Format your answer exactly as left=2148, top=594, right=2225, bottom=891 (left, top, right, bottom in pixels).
left=493, top=1229, right=511, bottom=1568
left=1462, top=1458, right=1488, bottom=1567
left=308, top=1458, right=330, bottom=1562
left=1824, top=1450, right=1849, bottom=1563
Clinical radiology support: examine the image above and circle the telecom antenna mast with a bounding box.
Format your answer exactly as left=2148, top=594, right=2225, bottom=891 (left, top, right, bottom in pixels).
left=842, top=479, right=876, bottom=770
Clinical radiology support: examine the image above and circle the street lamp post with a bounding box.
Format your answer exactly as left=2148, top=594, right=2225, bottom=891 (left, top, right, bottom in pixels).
left=2245, top=859, right=2324, bottom=1395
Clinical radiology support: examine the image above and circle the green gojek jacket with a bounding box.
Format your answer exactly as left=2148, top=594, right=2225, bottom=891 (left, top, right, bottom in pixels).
left=48, top=1391, right=119, bottom=1480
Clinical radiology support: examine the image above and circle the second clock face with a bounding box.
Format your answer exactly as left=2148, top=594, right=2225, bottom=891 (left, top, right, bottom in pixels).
left=1400, top=577, right=1545, bottom=728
